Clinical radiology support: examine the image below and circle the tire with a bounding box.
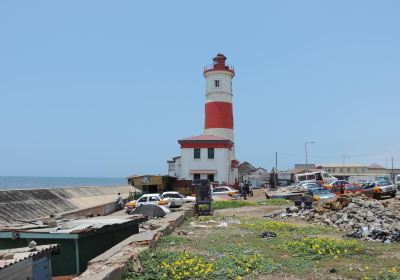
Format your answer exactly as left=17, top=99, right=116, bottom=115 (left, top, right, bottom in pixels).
left=373, top=193, right=381, bottom=200
left=390, top=192, right=396, bottom=198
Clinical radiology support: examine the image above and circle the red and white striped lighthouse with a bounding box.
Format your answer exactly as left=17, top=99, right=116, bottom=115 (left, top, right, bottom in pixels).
left=203, top=54, right=235, bottom=141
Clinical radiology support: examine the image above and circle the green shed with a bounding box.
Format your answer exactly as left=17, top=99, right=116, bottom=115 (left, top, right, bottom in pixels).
left=0, top=216, right=145, bottom=276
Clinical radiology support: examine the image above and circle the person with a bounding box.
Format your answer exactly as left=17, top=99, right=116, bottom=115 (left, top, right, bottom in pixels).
left=239, top=182, right=246, bottom=200
left=244, top=182, right=250, bottom=200
left=117, top=193, right=123, bottom=210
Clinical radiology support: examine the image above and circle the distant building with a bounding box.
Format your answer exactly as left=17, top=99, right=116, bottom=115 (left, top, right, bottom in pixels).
left=316, top=163, right=400, bottom=180
left=238, top=161, right=256, bottom=182
left=244, top=167, right=269, bottom=188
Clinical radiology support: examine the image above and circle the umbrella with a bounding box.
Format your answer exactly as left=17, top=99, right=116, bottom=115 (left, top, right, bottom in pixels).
left=129, top=204, right=169, bottom=218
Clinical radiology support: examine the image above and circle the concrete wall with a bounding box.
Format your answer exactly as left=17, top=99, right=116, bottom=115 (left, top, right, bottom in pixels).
left=0, top=186, right=133, bottom=224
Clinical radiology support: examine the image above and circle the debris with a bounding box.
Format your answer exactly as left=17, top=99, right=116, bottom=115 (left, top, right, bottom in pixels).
left=329, top=268, right=337, bottom=273
left=176, top=230, right=194, bottom=235
left=261, top=231, right=276, bottom=239
left=266, top=193, right=400, bottom=242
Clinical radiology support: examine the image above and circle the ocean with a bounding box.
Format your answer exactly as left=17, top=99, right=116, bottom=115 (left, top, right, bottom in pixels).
left=0, top=176, right=127, bottom=190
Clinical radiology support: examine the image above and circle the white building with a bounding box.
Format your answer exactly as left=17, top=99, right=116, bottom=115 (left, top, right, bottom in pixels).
left=168, top=54, right=239, bottom=185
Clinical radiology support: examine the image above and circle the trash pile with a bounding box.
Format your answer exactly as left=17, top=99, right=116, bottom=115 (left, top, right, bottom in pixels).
left=265, top=193, right=400, bottom=242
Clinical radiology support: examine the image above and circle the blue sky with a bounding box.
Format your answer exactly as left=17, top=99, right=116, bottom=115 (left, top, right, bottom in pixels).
left=1, top=1, right=400, bottom=177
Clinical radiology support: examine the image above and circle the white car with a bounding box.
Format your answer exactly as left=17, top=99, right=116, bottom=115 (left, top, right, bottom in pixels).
left=212, top=186, right=239, bottom=197
left=161, top=192, right=195, bottom=207
left=125, top=193, right=170, bottom=212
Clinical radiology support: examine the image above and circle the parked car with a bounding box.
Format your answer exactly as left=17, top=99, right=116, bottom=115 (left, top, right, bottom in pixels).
left=395, top=175, right=400, bottom=189
left=331, top=183, right=363, bottom=195
left=344, top=183, right=363, bottom=194
left=362, top=180, right=396, bottom=199
left=303, top=188, right=336, bottom=203
left=125, top=193, right=170, bottom=212
left=161, top=191, right=195, bottom=207
left=325, top=180, right=349, bottom=191
left=212, top=186, right=239, bottom=198
left=376, top=175, right=390, bottom=182
left=298, top=181, right=322, bottom=191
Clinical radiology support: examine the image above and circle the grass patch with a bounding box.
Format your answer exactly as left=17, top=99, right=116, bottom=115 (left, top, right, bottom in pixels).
left=124, top=244, right=278, bottom=280
left=284, top=237, right=363, bottom=259
left=257, top=198, right=291, bottom=206
left=125, top=214, right=400, bottom=280
left=240, top=218, right=330, bottom=235
left=211, top=200, right=257, bottom=210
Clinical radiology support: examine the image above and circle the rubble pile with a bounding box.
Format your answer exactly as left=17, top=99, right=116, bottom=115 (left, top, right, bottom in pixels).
left=266, top=194, right=400, bottom=242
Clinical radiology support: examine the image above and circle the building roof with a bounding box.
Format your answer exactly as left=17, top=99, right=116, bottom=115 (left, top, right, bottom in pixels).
left=317, top=163, right=367, bottom=168
left=369, top=163, right=385, bottom=169
left=0, top=216, right=143, bottom=235
left=0, top=244, right=59, bottom=270
left=179, top=135, right=229, bottom=142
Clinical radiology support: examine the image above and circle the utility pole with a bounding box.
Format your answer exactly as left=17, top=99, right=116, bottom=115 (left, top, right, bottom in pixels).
left=275, top=152, right=278, bottom=187
left=391, top=156, right=394, bottom=183
left=304, top=141, right=316, bottom=169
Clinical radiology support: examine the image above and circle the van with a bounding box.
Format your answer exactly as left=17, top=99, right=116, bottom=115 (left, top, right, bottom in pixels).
left=395, top=175, right=400, bottom=187
left=294, top=171, right=337, bottom=184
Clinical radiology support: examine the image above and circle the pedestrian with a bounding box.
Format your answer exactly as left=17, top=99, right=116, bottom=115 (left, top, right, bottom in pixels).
left=244, top=182, right=250, bottom=200
left=240, top=182, right=246, bottom=200
left=117, top=193, right=123, bottom=210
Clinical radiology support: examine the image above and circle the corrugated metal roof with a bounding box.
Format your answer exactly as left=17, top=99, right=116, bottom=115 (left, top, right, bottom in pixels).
left=51, top=217, right=133, bottom=234
left=0, top=244, right=59, bottom=270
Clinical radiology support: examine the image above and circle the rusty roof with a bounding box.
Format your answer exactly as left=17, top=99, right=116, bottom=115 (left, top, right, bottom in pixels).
left=0, top=244, right=59, bottom=270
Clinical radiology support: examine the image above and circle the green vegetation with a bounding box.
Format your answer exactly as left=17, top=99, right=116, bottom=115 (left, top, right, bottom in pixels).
left=124, top=214, right=400, bottom=280
left=124, top=236, right=277, bottom=280
left=211, top=200, right=256, bottom=210
left=257, top=198, right=290, bottom=206
left=285, top=237, right=363, bottom=259
left=201, top=197, right=290, bottom=210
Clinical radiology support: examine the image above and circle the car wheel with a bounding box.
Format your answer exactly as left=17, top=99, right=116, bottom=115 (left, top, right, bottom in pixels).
left=373, top=193, right=381, bottom=200
left=390, top=192, right=396, bottom=198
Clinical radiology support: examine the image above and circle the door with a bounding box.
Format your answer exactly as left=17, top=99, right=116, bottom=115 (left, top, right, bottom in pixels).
left=137, top=196, right=148, bottom=207
left=33, top=256, right=51, bottom=280
left=148, top=195, right=160, bottom=205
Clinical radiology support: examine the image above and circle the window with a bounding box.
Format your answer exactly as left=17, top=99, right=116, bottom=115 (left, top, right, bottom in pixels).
left=214, top=80, right=220, bottom=87
left=193, top=173, right=201, bottom=180
left=194, top=148, right=201, bottom=159
left=333, top=168, right=336, bottom=172
left=340, top=168, right=343, bottom=172
left=149, top=196, right=159, bottom=202
left=207, top=174, right=214, bottom=182
left=138, top=197, right=147, bottom=202
left=347, top=168, right=351, bottom=172
left=208, top=148, right=214, bottom=159
left=327, top=169, right=331, bottom=172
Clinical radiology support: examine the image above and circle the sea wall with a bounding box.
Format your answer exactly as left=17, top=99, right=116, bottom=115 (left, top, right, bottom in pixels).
left=0, top=186, right=133, bottom=224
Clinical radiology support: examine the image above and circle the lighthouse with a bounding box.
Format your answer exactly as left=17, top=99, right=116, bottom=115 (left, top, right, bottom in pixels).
left=203, top=54, right=235, bottom=141
left=169, top=54, right=238, bottom=186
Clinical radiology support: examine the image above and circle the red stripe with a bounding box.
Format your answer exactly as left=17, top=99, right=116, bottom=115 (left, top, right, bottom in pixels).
left=180, top=142, right=232, bottom=149
left=205, top=102, right=233, bottom=129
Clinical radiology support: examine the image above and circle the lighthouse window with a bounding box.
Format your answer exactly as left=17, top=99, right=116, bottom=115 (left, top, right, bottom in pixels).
left=214, top=80, right=220, bottom=87
left=208, top=148, right=214, bottom=159
left=194, top=148, right=201, bottom=159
